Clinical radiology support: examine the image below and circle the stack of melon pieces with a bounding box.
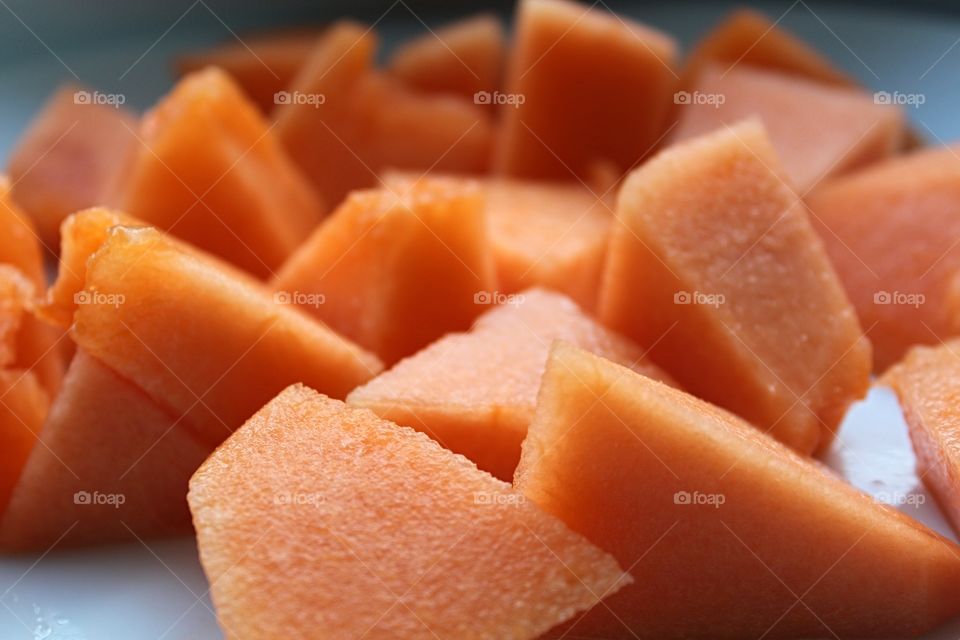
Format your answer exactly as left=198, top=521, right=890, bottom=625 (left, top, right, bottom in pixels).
left=2, top=0, right=960, bottom=637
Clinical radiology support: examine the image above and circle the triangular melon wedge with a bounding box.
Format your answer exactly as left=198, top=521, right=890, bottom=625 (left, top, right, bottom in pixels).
left=348, top=288, right=674, bottom=480
left=110, top=67, right=324, bottom=278
left=0, top=350, right=210, bottom=550
left=387, top=13, right=505, bottom=100
left=884, top=339, right=960, bottom=536
left=189, top=384, right=631, bottom=639
left=599, top=121, right=870, bottom=453
left=6, top=86, right=138, bottom=251
left=272, top=179, right=495, bottom=365
left=494, top=0, right=678, bottom=181
left=515, top=343, right=960, bottom=639
left=671, top=64, right=904, bottom=193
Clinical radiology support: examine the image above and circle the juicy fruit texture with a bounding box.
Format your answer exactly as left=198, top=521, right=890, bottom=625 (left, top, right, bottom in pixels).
left=671, top=64, right=904, bottom=193
left=0, top=369, right=48, bottom=515
left=495, top=0, right=678, bottom=181
left=54, top=221, right=382, bottom=447
left=388, top=13, right=505, bottom=100
left=348, top=289, right=674, bottom=480
left=273, top=180, right=495, bottom=365
left=0, top=177, right=46, bottom=289
left=0, top=350, right=210, bottom=550
left=0, top=266, right=63, bottom=397
left=6, top=86, right=138, bottom=250
left=515, top=343, right=960, bottom=639
left=176, top=28, right=327, bottom=113
left=600, top=121, right=870, bottom=453
left=806, top=146, right=960, bottom=371
left=111, top=67, right=324, bottom=278
left=679, top=9, right=853, bottom=91
left=884, top=340, right=960, bottom=535
left=384, top=170, right=612, bottom=310
left=189, top=384, right=630, bottom=639
left=275, top=21, right=494, bottom=208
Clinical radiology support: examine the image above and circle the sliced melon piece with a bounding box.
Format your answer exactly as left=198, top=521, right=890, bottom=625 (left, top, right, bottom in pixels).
left=110, top=67, right=324, bottom=278
left=515, top=343, right=960, bottom=639
left=495, top=0, right=678, bottom=180
left=0, top=177, right=46, bottom=289
left=272, top=179, right=494, bottom=365
left=0, top=368, right=48, bottom=516
left=806, top=146, right=960, bottom=371
left=0, top=350, right=209, bottom=550
left=387, top=13, right=505, bottom=100
left=6, top=86, right=138, bottom=250
left=349, top=289, right=673, bottom=480
left=0, top=266, right=64, bottom=397
left=884, top=339, right=960, bottom=535
left=599, top=121, right=870, bottom=453
left=53, top=220, right=382, bottom=447
left=176, top=28, right=327, bottom=113
left=671, top=64, right=904, bottom=193
left=189, top=384, right=630, bottom=638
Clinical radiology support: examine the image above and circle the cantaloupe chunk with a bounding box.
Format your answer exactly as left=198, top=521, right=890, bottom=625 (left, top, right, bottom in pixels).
left=599, top=121, right=870, bottom=453
left=0, top=266, right=64, bottom=397
left=176, top=28, right=327, bottom=113
left=272, top=180, right=494, bottom=365
left=110, top=67, right=324, bottom=278
left=494, top=0, right=678, bottom=181
left=349, top=289, right=674, bottom=480
left=387, top=13, right=505, bottom=100
left=0, top=177, right=45, bottom=289
left=50, top=219, right=382, bottom=447
left=883, top=339, right=960, bottom=535
left=384, top=170, right=612, bottom=310
left=0, top=350, right=209, bottom=550
left=275, top=21, right=493, bottom=208
left=0, top=369, right=47, bottom=515
left=515, top=343, right=960, bottom=638
left=806, top=146, right=960, bottom=371
left=6, top=86, right=138, bottom=250
left=189, top=384, right=631, bottom=639
left=671, top=64, right=904, bottom=193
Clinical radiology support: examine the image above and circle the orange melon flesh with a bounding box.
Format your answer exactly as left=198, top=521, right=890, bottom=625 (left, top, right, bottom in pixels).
left=110, top=67, right=324, bottom=278
left=515, top=343, right=960, bottom=639
left=0, top=177, right=46, bottom=290
left=272, top=180, right=494, bottom=365
left=387, top=13, right=505, bottom=100
left=275, top=21, right=494, bottom=208
left=176, top=28, right=327, bottom=113
left=188, top=384, right=631, bottom=638
left=671, top=64, right=904, bottom=193
left=0, top=350, right=210, bottom=550
left=60, top=223, right=382, bottom=448
left=0, top=369, right=48, bottom=516
left=495, top=0, right=678, bottom=181
left=0, top=267, right=64, bottom=397
left=5, top=86, right=138, bottom=251
left=883, top=340, right=960, bottom=535
left=384, top=170, right=613, bottom=311
left=806, top=146, right=960, bottom=371
left=599, top=121, right=870, bottom=454
left=348, top=288, right=675, bottom=481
